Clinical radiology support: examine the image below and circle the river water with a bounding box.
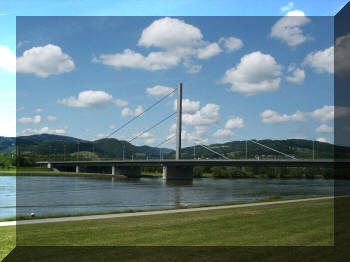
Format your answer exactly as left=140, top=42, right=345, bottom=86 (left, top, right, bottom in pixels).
left=0, top=175, right=337, bottom=219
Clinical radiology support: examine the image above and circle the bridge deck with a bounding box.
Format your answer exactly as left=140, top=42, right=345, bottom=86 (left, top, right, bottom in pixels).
left=37, top=159, right=348, bottom=168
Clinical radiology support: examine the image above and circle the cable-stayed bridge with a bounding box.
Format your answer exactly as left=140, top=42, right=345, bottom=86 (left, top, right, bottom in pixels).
left=38, top=83, right=348, bottom=180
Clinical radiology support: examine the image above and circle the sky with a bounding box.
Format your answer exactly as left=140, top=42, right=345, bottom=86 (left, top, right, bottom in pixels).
left=0, top=0, right=349, bottom=148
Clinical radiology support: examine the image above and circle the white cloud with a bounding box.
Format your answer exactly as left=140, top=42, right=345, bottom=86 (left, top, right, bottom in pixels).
left=173, top=98, right=200, bottom=114
left=0, top=45, right=16, bottom=73
left=281, top=2, right=294, bottom=12
left=181, top=129, right=209, bottom=145
left=46, top=116, right=57, bottom=122
left=310, top=105, right=334, bottom=122
left=196, top=43, right=222, bottom=59
left=316, top=124, right=333, bottom=133
left=335, top=106, right=350, bottom=119
left=182, top=103, right=220, bottom=126
left=22, top=126, right=66, bottom=136
left=304, top=46, right=334, bottom=74
left=146, top=85, right=174, bottom=96
left=219, top=37, right=243, bottom=52
left=16, top=44, right=75, bottom=77
left=114, top=99, right=128, bottom=107
left=94, top=17, right=221, bottom=74
left=0, top=119, right=15, bottom=137
left=121, top=106, right=143, bottom=117
left=335, top=34, right=350, bottom=78
left=145, top=138, right=156, bottom=145
left=286, top=64, right=305, bottom=83
left=108, top=124, right=116, bottom=130
left=18, top=115, right=42, bottom=124
left=138, top=17, right=203, bottom=50
left=134, top=131, right=153, bottom=139
left=221, top=51, right=283, bottom=96
left=213, top=129, right=234, bottom=138
left=35, top=108, right=43, bottom=113
left=93, top=49, right=182, bottom=71
left=270, top=11, right=311, bottom=47
left=58, top=90, right=113, bottom=108
left=169, top=123, right=177, bottom=132
left=316, top=137, right=329, bottom=143
left=261, top=105, right=335, bottom=124
left=225, top=116, right=244, bottom=129
left=260, top=110, right=307, bottom=124
left=183, top=59, right=202, bottom=74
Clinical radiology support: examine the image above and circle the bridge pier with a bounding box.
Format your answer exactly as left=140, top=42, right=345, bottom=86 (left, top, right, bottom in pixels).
left=47, top=162, right=52, bottom=169
left=76, top=165, right=80, bottom=173
left=162, top=166, right=193, bottom=180
left=115, top=166, right=141, bottom=178
left=111, top=165, right=116, bottom=175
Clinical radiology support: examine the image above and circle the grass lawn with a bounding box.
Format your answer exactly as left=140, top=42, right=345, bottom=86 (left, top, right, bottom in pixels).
left=16, top=199, right=333, bottom=246
left=0, top=198, right=335, bottom=261
left=0, top=226, right=15, bottom=261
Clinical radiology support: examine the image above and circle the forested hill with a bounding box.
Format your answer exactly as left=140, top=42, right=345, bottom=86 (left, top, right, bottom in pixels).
left=1, top=134, right=348, bottom=160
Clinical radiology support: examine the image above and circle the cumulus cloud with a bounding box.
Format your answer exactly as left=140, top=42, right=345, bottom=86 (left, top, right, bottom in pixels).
left=182, top=103, right=220, bottom=126
left=221, top=51, right=283, bottom=95
left=335, top=34, right=350, bottom=78
left=169, top=123, right=177, bottom=132
left=304, top=46, right=334, bottom=74
left=260, top=110, right=307, bottom=124
left=286, top=64, right=305, bottom=83
left=261, top=105, right=335, bottom=124
left=270, top=10, right=311, bottom=47
left=219, top=37, right=243, bottom=52
left=146, top=85, right=174, bottom=96
left=114, top=99, right=128, bottom=107
left=108, top=124, right=116, bottom=129
left=0, top=45, right=16, bottom=73
left=121, top=106, right=143, bottom=117
left=94, top=17, right=221, bottom=73
left=281, top=2, right=294, bottom=12
left=58, top=90, right=113, bottom=108
left=138, top=17, right=203, bottom=49
left=310, top=105, right=334, bottom=122
left=93, top=49, right=182, bottom=71
left=18, top=115, right=42, bottom=124
left=317, top=137, right=329, bottom=143
left=0, top=119, right=15, bottom=137
left=145, top=138, right=156, bottom=145
left=316, top=124, right=333, bottom=133
left=46, top=116, right=57, bottom=122
left=213, top=129, right=234, bottom=138
left=35, top=108, right=43, bottom=113
left=196, top=43, right=222, bottom=59
left=21, top=126, right=66, bottom=136
left=225, top=116, right=244, bottom=129
left=173, top=98, right=200, bottom=114
left=17, top=44, right=75, bottom=77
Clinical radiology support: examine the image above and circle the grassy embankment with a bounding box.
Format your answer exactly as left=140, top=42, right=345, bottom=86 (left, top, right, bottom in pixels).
left=0, top=198, right=334, bottom=261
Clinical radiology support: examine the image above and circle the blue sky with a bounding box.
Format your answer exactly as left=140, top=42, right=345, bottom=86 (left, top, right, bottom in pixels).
left=0, top=0, right=348, bottom=148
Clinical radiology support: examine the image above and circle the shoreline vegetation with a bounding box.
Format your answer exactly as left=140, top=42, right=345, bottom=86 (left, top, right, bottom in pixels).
left=0, top=166, right=333, bottom=179
left=0, top=194, right=332, bottom=222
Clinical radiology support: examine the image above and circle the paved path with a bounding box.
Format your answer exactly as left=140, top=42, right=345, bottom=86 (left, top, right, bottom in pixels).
left=0, top=196, right=337, bottom=227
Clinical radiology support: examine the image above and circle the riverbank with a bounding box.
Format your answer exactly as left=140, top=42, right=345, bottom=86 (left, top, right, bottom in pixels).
left=1, top=194, right=287, bottom=222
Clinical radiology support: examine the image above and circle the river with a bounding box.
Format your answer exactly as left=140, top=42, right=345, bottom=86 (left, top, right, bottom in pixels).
left=0, top=175, right=336, bottom=219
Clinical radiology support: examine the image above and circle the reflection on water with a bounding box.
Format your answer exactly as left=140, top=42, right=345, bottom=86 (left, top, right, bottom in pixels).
left=0, top=175, right=339, bottom=218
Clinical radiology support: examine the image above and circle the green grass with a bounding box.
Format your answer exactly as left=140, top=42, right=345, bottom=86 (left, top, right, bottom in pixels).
left=0, top=198, right=335, bottom=261
left=0, top=226, right=15, bottom=261
left=15, top=199, right=333, bottom=246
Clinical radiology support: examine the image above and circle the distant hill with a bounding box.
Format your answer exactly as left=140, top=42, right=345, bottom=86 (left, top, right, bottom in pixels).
left=1, top=134, right=174, bottom=159
left=1, top=134, right=349, bottom=160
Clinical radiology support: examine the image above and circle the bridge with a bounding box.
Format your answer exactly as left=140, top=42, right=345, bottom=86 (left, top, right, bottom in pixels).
left=38, top=83, right=344, bottom=180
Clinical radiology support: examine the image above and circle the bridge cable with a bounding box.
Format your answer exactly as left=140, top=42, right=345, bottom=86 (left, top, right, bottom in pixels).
left=106, top=87, right=178, bottom=138
left=236, top=134, right=297, bottom=160
left=145, top=134, right=176, bottom=156
left=198, top=144, right=230, bottom=160
left=128, top=112, right=177, bottom=144
left=210, top=122, right=297, bottom=160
